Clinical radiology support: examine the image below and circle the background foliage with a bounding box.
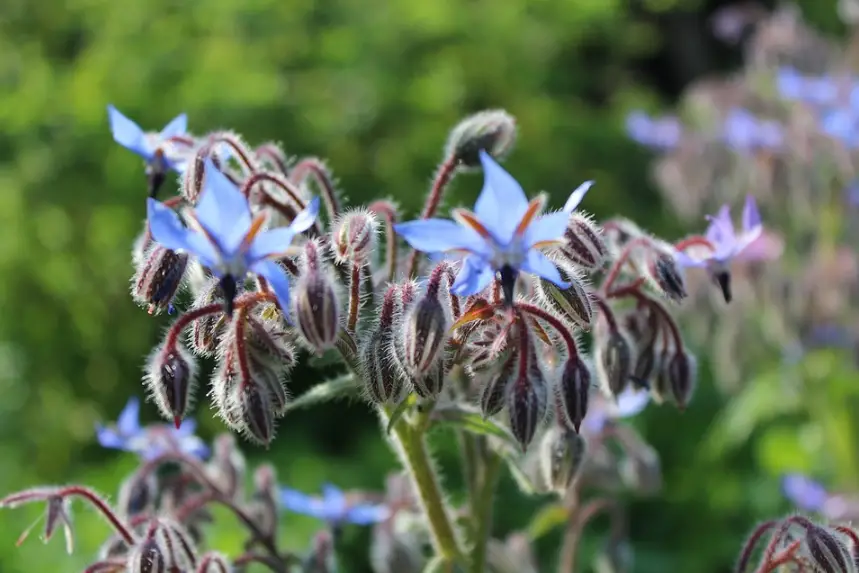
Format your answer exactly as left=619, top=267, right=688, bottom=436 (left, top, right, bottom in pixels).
left=0, top=0, right=848, bottom=571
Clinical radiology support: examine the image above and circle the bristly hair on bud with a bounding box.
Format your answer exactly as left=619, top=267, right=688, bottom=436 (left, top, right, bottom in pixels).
left=188, top=276, right=231, bottom=358
left=131, top=245, right=189, bottom=315
left=478, top=350, right=517, bottom=418
left=506, top=322, right=549, bottom=451
left=645, top=242, right=688, bottom=303
left=444, top=109, right=517, bottom=169
left=535, top=259, right=594, bottom=331
left=228, top=379, right=277, bottom=446
left=360, top=285, right=406, bottom=404
left=558, top=211, right=608, bottom=272
left=246, top=464, right=280, bottom=542
left=553, top=355, right=592, bottom=433
left=623, top=307, right=662, bottom=388
left=667, top=348, right=697, bottom=410
left=197, top=552, right=232, bottom=573
left=117, top=472, right=157, bottom=519
left=292, top=239, right=342, bottom=354
left=802, top=524, right=856, bottom=573
left=539, top=424, right=587, bottom=494
left=144, top=343, right=198, bottom=428
left=593, top=319, right=633, bottom=400
left=331, top=209, right=379, bottom=264
left=401, top=268, right=450, bottom=378
left=128, top=537, right=167, bottom=573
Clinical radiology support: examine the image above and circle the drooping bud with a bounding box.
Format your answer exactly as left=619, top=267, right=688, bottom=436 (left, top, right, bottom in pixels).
left=554, top=356, right=591, bottom=433
left=507, top=329, right=548, bottom=451
left=245, top=311, right=296, bottom=369
left=804, top=525, right=855, bottom=573
left=128, top=537, right=167, bottom=573
left=210, top=353, right=244, bottom=431
left=117, top=471, right=157, bottom=518
left=247, top=464, right=280, bottom=541
left=535, top=263, right=594, bottom=330
left=560, top=213, right=608, bottom=271
left=594, top=323, right=632, bottom=399
left=444, top=109, right=517, bottom=169
left=231, top=381, right=276, bottom=446
left=145, top=344, right=198, bottom=428
left=132, top=245, right=189, bottom=315
left=539, top=424, right=587, bottom=493
left=152, top=519, right=198, bottom=570
left=647, top=249, right=687, bottom=303
left=304, top=530, right=338, bottom=573
left=479, top=351, right=516, bottom=418
left=188, top=277, right=229, bottom=357
left=361, top=328, right=405, bottom=404
left=409, top=360, right=446, bottom=399
left=331, top=209, right=378, bottom=264
left=293, top=240, right=341, bottom=353
left=180, top=146, right=209, bottom=203
left=206, top=433, right=247, bottom=500
left=402, top=280, right=449, bottom=377
left=196, top=552, right=232, bottom=573
left=667, top=349, right=697, bottom=410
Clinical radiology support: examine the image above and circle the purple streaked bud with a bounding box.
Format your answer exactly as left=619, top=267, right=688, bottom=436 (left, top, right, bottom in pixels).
left=554, top=356, right=591, bottom=433
left=245, top=311, right=296, bottom=368
left=153, top=519, right=198, bottom=570
left=410, top=359, right=446, bottom=399
left=97, top=535, right=130, bottom=560
left=196, top=552, right=232, bottom=573
left=293, top=241, right=341, bottom=353
left=507, top=331, right=548, bottom=450
left=132, top=228, right=155, bottom=268
left=667, top=349, right=697, bottom=410
left=561, top=213, right=608, bottom=271
left=540, top=425, right=587, bottom=493
left=479, top=352, right=516, bottom=418
left=249, top=357, right=289, bottom=415
left=181, top=147, right=208, bottom=203
left=402, top=288, right=449, bottom=377
left=623, top=309, right=661, bottom=385
left=648, top=251, right=687, bottom=303
left=445, top=109, right=517, bottom=169
left=117, top=472, right=157, bottom=518
left=594, top=325, right=632, bottom=399
left=206, top=433, right=247, bottom=500
left=211, top=352, right=244, bottom=431
left=650, top=346, right=673, bottom=404
left=132, top=245, right=189, bottom=315
left=535, top=264, right=594, bottom=330
left=247, top=464, right=279, bottom=540
left=145, top=344, right=198, bottom=428
left=361, top=328, right=405, bottom=404
left=804, top=525, right=854, bottom=573
left=231, top=381, right=276, bottom=446
left=331, top=209, right=378, bottom=263
left=128, top=538, right=166, bottom=573
left=189, top=277, right=229, bottom=357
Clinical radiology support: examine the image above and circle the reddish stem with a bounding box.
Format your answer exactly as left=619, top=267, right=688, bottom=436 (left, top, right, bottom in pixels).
left=675, top=235, right=715, bottom=253
left=207, top=134, right=257, bottom=174
left=255, top=143, right=290, bottom=175
left=348, top=263, right=363, bottom=332
left=516, top=302, right=579, bottom=358
left=602, top=236, right=654, bottom=294
left=240, top=172, right=306, bottom=208
left=406, top=155, right=458, bottom=278
left=290, top=157, right=339, bottom=219
left=735, top=520, right=778, bottom=573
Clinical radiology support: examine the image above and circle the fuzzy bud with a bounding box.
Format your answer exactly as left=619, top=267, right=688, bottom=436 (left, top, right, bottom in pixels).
left=594, top=324, right=632, bottom=399
left=445, top=109, right=517, bottom=169
left=196, top=552, right=232, bottom=573
left=624, top=309, right=661, bottom=386
left=804, top=525, right=855, bottom=573
left=153, top=519, right=198, bottom=570
left=361, top=328, right=405, bottom=405
left=132, top=245, right=189, bottom=315
left=188, top=277, right=229, bottom=357
left=667, top=349, right=697, bottom=410
left=206, top=433, right=247, bottom=500
left=648, top=250, right=687, bottom=303
left=128, top=538, right=166, bottom=573
left=145, top=344, right=198, bottom=428
left=535, top=266, right=594, bottom=330
left=117, top=472, right=157, bottom=518
left=554, top=356, right=591, bottom=433
left=332, top=209, right=378, bottom=263
left=540, top=425, right=587, bottom=493
left=230, top=381, right=276, bottom=446
left=479, top=352, right=516, bottom=418
left=304, top=530, right=337, bottom=573
left=293, top=241, right=341, bottom=353
left=561, top=213, right=608, bottom=271
left=402, top=287, right=449, bottom=377
left=181, top=147, right=208, bottom=203
left=507, top=330, right=548, bottom=450
left=410, top=360, right=446, bottom=399
left=247, top=464, right=280, bottom=541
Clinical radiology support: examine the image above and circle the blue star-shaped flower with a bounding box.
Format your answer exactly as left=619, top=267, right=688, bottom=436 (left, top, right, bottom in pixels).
left=280, top=484, right=390, bottom=525
left=676, top=195, right=762, bottom=269
left=107, top=105, right=189, bottom=171
left=394, top=150, right=584, bottom=305
left=781, top=474, right=829, bottom=513
left=146, top=159, right=319, bottom=314
left=96, top=397, right=209, bottom=460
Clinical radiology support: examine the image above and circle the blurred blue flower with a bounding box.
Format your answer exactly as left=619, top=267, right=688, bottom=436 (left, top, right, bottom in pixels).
left=777, top=68, right=839, bottom=106
left=107, top=104, right=189, bottom=171
left=722, top=108, right=783, bottom=153
left=782, top=474, right=829, bottom=512
left=582, top=386, right=650, bottom=435
left=821, top=109, right=859, bottom=149
left=96, top=397, right=209, bottom=460
left=280, top=484, right=390, bottom=525
left=625, top=111, right=682, bottom=150
left=676, top=195, right=762, bottom=269
left=394, top=150, right=576, bottom=302
left=845, top=180, right=859, bottom=207
left=146, top=159, right=320, bottom=311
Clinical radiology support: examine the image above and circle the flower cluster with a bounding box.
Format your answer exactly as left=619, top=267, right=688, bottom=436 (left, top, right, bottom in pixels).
left=0, top=104, right=753, bottom=571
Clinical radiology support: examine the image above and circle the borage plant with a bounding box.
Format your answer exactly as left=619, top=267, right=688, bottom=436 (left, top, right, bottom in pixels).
left=1, top=107, right=753, bottom=572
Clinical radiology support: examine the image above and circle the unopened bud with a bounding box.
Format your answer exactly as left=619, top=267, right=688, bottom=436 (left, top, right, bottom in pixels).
left=540, top=425, right=587, bottom=493
left=189, top=278, right=229, bottom=357
left=667, top=349, right=697, bottom=410
left=117, top=472, right=157, bottom=518
left=402, top=290, right=449, bottom=377
left=211, top=354, right=243, bottom=431
left=623, top=309, right=661, bottom=385
left=293, top=242, right=341, bottom=353
left=410, top=360, right=446, bottom=399
left=535, top=265, right=594, bottom=330
left=247, top=464, right=279, bottom=540
left=181, top=147, right=208, bottom=203
left=132, top=246, right=189, bottom=315
left=196, top=552, right=232, bottom=573
left=561, top=213, right=608, bottom=271
left=304, top=530, right=337, bottom=573
left=507, top=332, right=548, bottom=450
left=153, top=519, right=197, bottom=569
left=132, top=228, right=155, bottom=267
left=245, top=311, right=296, bottom=368
left=230, top=381, right=276, bottom=446
left=361, top=328, right=405, bottom=404
left=648, top=251, right=687, bottom=303
left=445, top=109, right=517, bottom=169
left=206, top=433, right=246, bottom=500
left=554, top=356, right=591, bottom=433
left=145, top=344, right=198, bottom=428
left=594, top=325, right=632, bottom=399
left=804, top=525, right=855, bottom=573
left=479, top=352, right=516, bottom=418
left=128, top=538, right=166, bottom=573
left=331, top=209, right=378, bottom=263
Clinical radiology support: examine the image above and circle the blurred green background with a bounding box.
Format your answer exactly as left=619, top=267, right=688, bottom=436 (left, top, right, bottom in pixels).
left=0, top=0, right=848, bottom=571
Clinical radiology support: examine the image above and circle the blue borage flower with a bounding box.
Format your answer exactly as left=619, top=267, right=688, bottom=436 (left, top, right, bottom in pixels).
left=582, top=385, right=651, bottom=435
left=395, top=150, right=592, bottom=305
left=675, top=195, right=762, bottom=269
left=96, top=397, right=209, bottom=460
left=146, top=159, right=320, bottom=315
left=280, top=483, right=390, bottom=526
left=107, top=104, right=190, bottom=171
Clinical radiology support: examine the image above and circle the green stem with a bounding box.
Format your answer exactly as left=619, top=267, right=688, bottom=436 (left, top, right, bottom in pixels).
left=470, top=452, right=502, bottom=573
left=382, top=406, right=463, bottom=561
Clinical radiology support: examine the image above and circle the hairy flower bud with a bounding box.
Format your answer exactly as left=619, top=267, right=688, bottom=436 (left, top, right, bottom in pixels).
left=804, top=525, right=855, bottom=573
left=181, top=147, right=208, bottom=203
left=623, top=309, right=661, bottom=386
left=145, top=344, right=198, bottom=428
left=331, top=209, right=378, bottom=263
left=132, top=245, right=189, bottom=315
left=479, top=351, right=516, bottom=418
left=153, top=519, right=198, bottom=570
left=647, top=250, right=687, bottom=303
left=197, top=552, right=232, bottom=573
left=206, top=433, right=246, bottom=500
left=247, top=464, right=280, bottom=541
left=245, top=310, right=296, bottom=368
left=128, top=538, right=167, bottom=573
left=561, top=213, right=608, bottom=271
left=594, top=324, right=632, bottom=399
left=540, top=425, right=587, bottom=493
left=117, top=472, right=157, bottom=518
left=293, top=242, right=341, bottom=353
left=507, top=331, right=548, bottom=450
left=188, top=277, right=229, bottom=357
left=445, top=109, right=517, bottom=169
left=667, top=349, right=697, bottom=410
left=402, top=290, right=449, bottom=377
left=229, top=381, right=276, bottom=446
left=361, top=328, right=405, bottom=404
left=535, top=265, right=594, bottom=330
left=554, top=356, right=591, bottom=433
left=410, top=360, right=446, bottom=399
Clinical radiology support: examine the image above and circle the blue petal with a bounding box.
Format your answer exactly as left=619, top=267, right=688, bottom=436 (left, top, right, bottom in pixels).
left=281, top=488, right=329, bottom=519
left=346, top=503, right=390, bottom=525
left=782, top=474, right=827, bottom=512
left=673, top=251, right=707, bottom=269
left=196, top=160, right=253, bottom=254
left=175, top=418, right=196, bottom=436
left=450, top=256, right=495, bottom=296
left=247, top=227, right=297, bottom=262
left=524, top=211, right=569, bottom=248
left=290, top=197, right=320, bottom=234
left=475, top=150, right=529, bottom=243
left=116, top=397, right=141, bottom=436
left=741, top=195, right=761, bottom=232
left=147, top=199, right=220, bottom=268
left=614, top=388, right=650, bottom=418
left=394, top=219, right=489, bottom=256
left=108, top=105, right=152, bottom=160
left=159, top=113, right=188, bottom=139
left=95, top=425, right=127, bottom=450
left=251, top=259, right=292, bottom=313
left=321, top=484, right=347, bottom=513
left=521, top=250, right=569, bottom=288
left=562, top=181, right=594, bottom=214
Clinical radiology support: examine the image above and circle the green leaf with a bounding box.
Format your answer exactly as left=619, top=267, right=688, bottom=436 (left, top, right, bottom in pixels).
left=430, top=405, right=519, bottom=450
left=386, top=394, right=417, bottom=435
left=283, top=373, right=359, bottom=413
left=526, top=502, right=568, bottom=540
left=501, top=449, right=539, bottom=496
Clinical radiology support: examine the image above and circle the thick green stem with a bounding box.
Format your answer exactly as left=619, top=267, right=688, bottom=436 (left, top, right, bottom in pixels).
left=470, top=452, right=502, bottom=573
left=382, top=406, right=463, bottom=561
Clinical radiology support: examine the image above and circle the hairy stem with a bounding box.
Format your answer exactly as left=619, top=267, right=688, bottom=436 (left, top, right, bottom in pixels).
left=290, top=157, right=340, bottom=220
left=347, top=263, right=362, bottom=332
left=470, top=452, right=502, bottom=573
